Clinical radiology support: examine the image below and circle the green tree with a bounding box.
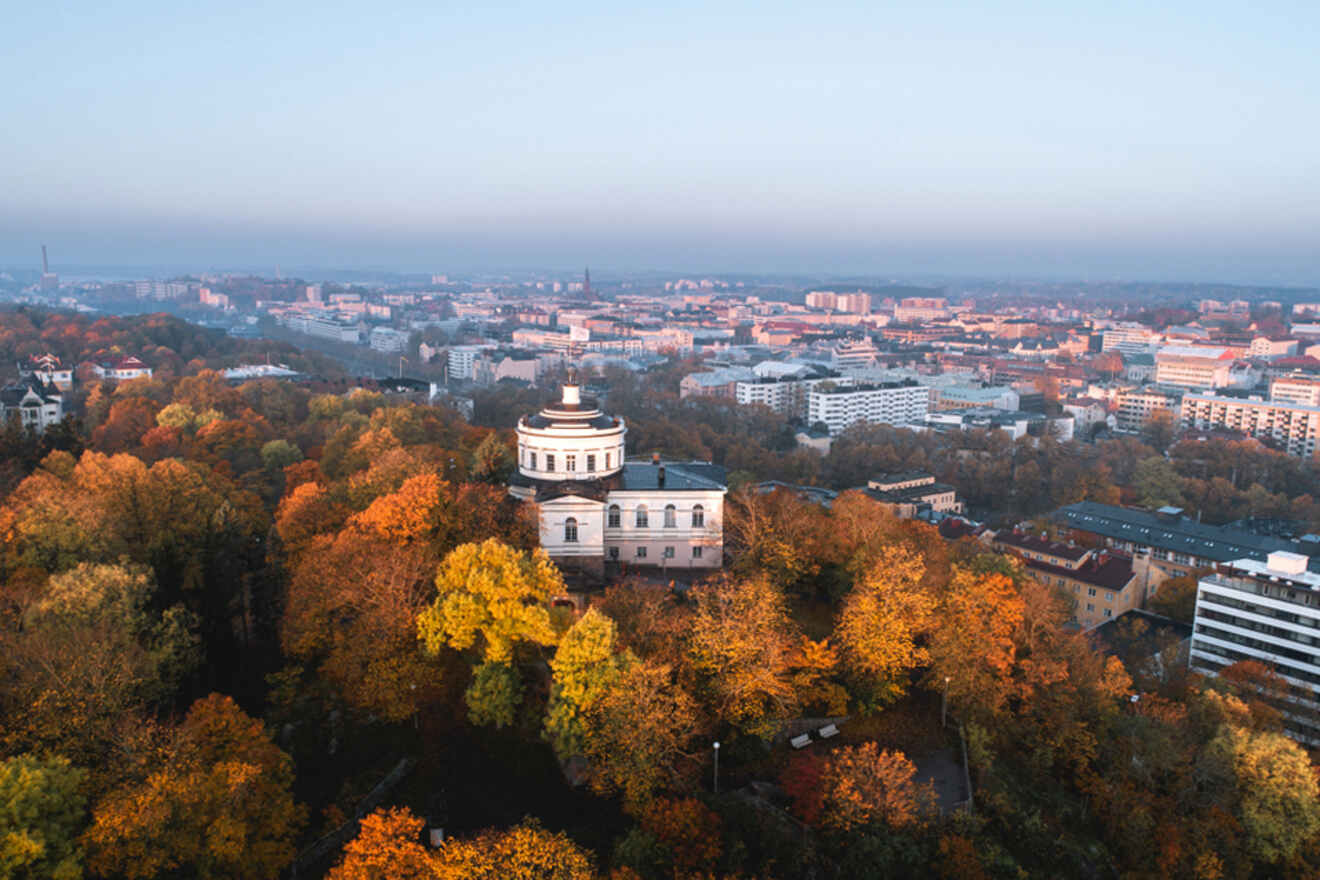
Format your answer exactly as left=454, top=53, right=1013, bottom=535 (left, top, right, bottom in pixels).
left=464, top=662, right=523, bottom=728
left=468, top=432, right=514, bottom=484
left=0, top=754, right=85, bottom=880
left=1132, top=456, right=1185, bottom=509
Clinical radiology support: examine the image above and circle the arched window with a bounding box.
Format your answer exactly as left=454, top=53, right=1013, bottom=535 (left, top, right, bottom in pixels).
left=691, top=504, right=705, bottom=527
left=635, top=505, right=648, bottom=528
left=564, top=517, right=578, bottom=543
left=607, top=504, right=621, bottom=528
left=664, top=504, right=676, bottom=528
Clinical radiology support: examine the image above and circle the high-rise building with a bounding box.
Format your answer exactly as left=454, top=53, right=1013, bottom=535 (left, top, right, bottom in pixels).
left=1190, top=552, right=1320, bottom=745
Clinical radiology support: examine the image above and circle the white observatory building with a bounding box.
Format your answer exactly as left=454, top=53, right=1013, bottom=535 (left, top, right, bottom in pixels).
left=509, top=382, right=726, bottom=572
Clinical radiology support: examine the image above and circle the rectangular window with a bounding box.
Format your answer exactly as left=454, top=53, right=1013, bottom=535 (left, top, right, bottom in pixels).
left=546, top=454, right=555, bottom=471
left=608, top=547, right=619, bottom=560
left=1087, top=587, right=1097, bottom=597
left=1103, top=608, right=1113, bottom=618
left=529, top=452, right=537, bottom=469
left=605, top=452, right=612, bottom=469
left=692, top=546, right=703, bottom=559
left=586, top=454, right=596, bottom=472
left=1105, top=591, right=1114, bottom=602
left=566, top=454, right=576, bottom=472
left=1086, top=603, right=1095, bottom=612
left=664, top=546, right=675, bottom=559
left=636, top=546, right=647, bottom=559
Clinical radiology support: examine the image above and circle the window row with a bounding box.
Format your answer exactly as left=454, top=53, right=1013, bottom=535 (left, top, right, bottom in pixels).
left=606, top=503, right=704, bottom=529
left=607, top=545, right=702, bottom=560
left=525, top=451, right=614, bottom=472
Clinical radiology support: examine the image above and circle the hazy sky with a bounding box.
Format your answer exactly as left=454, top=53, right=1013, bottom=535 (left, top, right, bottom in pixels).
left=3, top=1, right=1317, bottom=282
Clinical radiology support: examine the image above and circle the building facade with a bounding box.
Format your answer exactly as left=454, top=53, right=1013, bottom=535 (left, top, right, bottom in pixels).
left=509, top=384, right=726, bottom=572
left=1190, top=552, right=1320, bottom=745
left=992, top=530, right=1141, bottom=629
left=807, top=381, right=931, bottom=436
left=1181, top=393, right=1320, bottom=458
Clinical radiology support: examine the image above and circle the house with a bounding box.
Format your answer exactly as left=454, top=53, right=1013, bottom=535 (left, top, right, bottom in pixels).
left=0, top=376, right=65, bottom=433
left=91, top=355, right=153, bottom=383
left=19, top=353, right=74, bottom=391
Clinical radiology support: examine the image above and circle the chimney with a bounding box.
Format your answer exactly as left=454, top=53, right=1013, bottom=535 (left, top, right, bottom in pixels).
left=657, top=465, right=665, bottom=486
left=652, top=452, right=660, bottom=466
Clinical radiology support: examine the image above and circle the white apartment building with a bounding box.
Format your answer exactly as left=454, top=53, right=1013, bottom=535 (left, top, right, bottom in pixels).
left=735, top=375, right=840, bottom=418
left=368, top=327, right=408, bottom=353
left=1269, top=374, right=1320, bottom=407
left=893, top=297, right=949, bottom=323
left=1100, top=323, right=1158, bottom=353
left=1249, top=336, right=1299, bottom=359
left=807, top=381, right=932, bottom=436
left=1181, top=393, right=1320, bottom=458
left=1154, top=347, right=1240, bottom=389
left=1115, top=386, right=1183, bottom=433
left=1190, top=552, right=1320, bottom=745
left=447, top=344, right=496, bottom=380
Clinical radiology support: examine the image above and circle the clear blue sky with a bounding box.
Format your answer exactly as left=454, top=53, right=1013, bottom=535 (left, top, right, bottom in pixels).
left=2, top=1, right=1317, bottom=282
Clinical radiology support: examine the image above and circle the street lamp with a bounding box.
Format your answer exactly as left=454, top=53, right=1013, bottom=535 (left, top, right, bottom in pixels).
left=941, top=676, right=951, bottom=729
left=712, top=741, right=720, bottom=794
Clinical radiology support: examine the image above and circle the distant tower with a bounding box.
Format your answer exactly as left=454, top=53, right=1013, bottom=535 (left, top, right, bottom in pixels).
left=583, top=267, right=591, bottom=299
left=39, top=244, right=58, bottom=291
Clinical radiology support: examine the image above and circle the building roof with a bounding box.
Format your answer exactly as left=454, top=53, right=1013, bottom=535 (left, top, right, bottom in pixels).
left=994, top=530, right=1091, bottom=561
left=1022, top=549, right=1138, bottom=591
left=1056, top=501, right=1305, bottom=565
left=510, top=461, right=727, bottom=500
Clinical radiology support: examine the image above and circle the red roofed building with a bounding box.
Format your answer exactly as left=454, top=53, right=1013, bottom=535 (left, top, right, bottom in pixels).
left=992, top=529, right=1142, bottom=630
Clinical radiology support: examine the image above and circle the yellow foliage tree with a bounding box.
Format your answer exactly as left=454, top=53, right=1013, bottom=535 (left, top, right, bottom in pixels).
left=835, top=545, right=935, bottom=706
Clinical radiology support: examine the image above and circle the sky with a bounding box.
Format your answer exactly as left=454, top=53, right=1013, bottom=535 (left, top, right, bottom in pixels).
left=2, top=1, right=1318, bottom=283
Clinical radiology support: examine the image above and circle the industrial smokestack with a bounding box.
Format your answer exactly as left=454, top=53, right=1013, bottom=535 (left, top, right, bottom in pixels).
left=41, top=245, right=48, bottom=275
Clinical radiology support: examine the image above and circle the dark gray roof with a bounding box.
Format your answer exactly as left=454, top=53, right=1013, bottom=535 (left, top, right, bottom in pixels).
left=619, top=462, right=727, bottom=491
left=509, top=461, right=727, bottom=499
left=1056, top=501, right=1305, bottom=564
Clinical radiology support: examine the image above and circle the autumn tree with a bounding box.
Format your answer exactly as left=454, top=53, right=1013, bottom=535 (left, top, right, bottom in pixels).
left=926, top=567, right=1026, bottom=723
left=544, top=609, right=631, bottom=760
left=835, top=545, right=935, bottom=707
left=0, top=754, right=85, bottom=880
left=433, top=819, right=597, bottom=879
left=786, top=742, right=933, bottom=833
left=418, top=540, right=562, bottom=727
left=326, top=807, right=434, bottom=880
left=468, top=432, right=514, bottom=484
left=683, top=574, right=799, bottom=738
left=86, top=693, right=305, bottom=880
left=583, top=661, right=699, bottom=811
left=0, top=563, right=197, bottom=767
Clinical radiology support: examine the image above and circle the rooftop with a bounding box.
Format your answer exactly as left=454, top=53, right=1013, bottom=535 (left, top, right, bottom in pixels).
left=1056, top=501, right=1306, bottom=565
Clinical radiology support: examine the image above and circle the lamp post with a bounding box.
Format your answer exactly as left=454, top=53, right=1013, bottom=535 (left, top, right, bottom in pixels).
left=712, top=741, right=720, bottom=794
left=941, top=676, right=951, bottom=729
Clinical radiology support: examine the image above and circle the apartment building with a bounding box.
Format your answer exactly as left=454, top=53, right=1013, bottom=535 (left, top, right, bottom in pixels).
left=992, top=531, right=1140, bottom=629
left=1100, top=323, right=1158, bottom=354
left=1055, top=501, right=1305, bottom=583
left=893, top=297, right=949, bottom=323
left=1114, top=386, right=1183, bottom=433
left=1269, top=373, right=1320, bottom=407
left=830, top=339, right=879, bottom=369
left=807, top=381, right=931, bottom=436
left=735, top=375, right=837, bottom=418
left=1181, top=393, right=1320, bottom=458
left=1154, top=346, right=1236, bottom=389
left=1190, top=551, right=1320, bottom=745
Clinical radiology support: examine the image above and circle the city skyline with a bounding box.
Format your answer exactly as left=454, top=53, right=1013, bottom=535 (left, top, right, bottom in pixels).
left=4, top=1, right=1318, bottom=284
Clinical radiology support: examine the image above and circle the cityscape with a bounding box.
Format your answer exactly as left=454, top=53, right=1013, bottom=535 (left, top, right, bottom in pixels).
left=3, top=1, right=1320, bottom=878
